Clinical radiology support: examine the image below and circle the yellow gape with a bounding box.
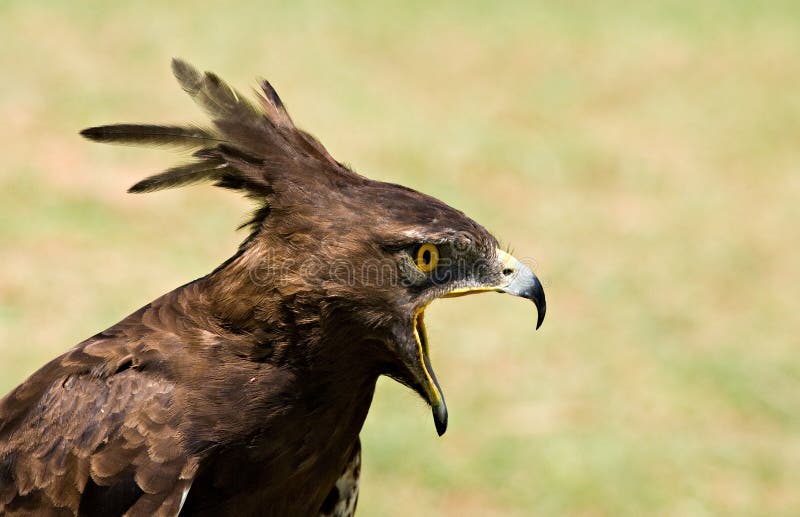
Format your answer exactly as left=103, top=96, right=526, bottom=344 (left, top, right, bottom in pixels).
left=415, top=243, right=439, bottom=273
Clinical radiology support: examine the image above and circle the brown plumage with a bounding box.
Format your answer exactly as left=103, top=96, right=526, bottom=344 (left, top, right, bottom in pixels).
left=0, top=59, right=546, bottom=516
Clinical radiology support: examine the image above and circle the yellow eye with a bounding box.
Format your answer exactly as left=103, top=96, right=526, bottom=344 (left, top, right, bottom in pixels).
left=415, top=243, right=439, bottom=273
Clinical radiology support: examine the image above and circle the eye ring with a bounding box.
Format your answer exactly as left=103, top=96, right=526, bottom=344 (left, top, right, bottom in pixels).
left=415, top=243, right=439, bottom=273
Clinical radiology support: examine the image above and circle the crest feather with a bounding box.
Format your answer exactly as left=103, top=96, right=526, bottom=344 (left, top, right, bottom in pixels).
left=80, top=59, right=355, bottom=198
left=80, top=124, right=220, bottom=149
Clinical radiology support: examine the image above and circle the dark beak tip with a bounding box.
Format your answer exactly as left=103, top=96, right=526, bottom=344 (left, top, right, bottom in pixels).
left=432, top=405, right=448, bottom=436
left=531, top=278, right=546, bottom=330
left=535, top=298, right=546, bottom=330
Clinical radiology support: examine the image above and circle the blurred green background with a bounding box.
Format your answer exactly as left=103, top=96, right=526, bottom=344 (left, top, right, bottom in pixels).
left=1, top=1, right=799, bottom=515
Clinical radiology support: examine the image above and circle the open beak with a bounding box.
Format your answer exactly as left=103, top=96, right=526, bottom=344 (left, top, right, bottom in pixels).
left=413, top=248, right=546, bottom=436
left=413, top=310, right=448, bottom=436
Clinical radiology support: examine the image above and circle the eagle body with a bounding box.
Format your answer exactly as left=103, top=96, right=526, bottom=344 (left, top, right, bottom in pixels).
left=1, top=276, right=370, bottom=516
left=0, top=60, right=545, bottom=516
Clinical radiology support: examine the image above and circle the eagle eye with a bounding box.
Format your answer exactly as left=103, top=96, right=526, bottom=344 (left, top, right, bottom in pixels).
left=414, top=243, right=439, bottom=273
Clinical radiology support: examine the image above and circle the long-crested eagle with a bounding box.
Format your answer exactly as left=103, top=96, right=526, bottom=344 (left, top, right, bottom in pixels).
left=0, top=60, right=545, bottom=516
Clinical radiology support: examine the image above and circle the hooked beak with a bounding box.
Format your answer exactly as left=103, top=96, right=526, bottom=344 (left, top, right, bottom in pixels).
left=411, top=248, right=546, bottom=436
left=443, top=248, right=546, bottom=329
left=494, top=249, right=547, bottom=329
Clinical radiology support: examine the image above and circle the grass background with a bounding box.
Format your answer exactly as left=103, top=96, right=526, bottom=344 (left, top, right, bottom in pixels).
left=1, top=1, right=799, bottom=515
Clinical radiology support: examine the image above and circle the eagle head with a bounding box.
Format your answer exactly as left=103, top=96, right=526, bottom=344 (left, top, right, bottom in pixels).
left=81, top=59, right=546, bottom=436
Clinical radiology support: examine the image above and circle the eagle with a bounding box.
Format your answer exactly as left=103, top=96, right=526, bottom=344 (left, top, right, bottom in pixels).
left=0, top=60, right=545, bottom=516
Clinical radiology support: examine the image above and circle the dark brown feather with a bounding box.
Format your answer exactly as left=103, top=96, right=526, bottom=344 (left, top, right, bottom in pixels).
left=171, top=58, right=263, bottom=127
left=0, top=327, right=195, bottom=515
left=128, top=160, right=228, bottom=193
left=80, top=124, right=220, bottom=149
left=255, top=79, right=294, bottom=128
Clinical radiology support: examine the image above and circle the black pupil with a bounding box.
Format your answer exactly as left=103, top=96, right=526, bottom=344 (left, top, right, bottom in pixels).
left=422, top=249, right=431, bottom=265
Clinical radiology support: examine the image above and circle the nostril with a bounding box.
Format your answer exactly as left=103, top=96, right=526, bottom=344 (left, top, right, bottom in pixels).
left=502, top=268, right=514, bottom=276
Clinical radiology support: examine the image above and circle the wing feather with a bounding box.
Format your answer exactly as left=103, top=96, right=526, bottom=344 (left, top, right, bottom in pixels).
left=0, top=337, right=197, bottom=516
